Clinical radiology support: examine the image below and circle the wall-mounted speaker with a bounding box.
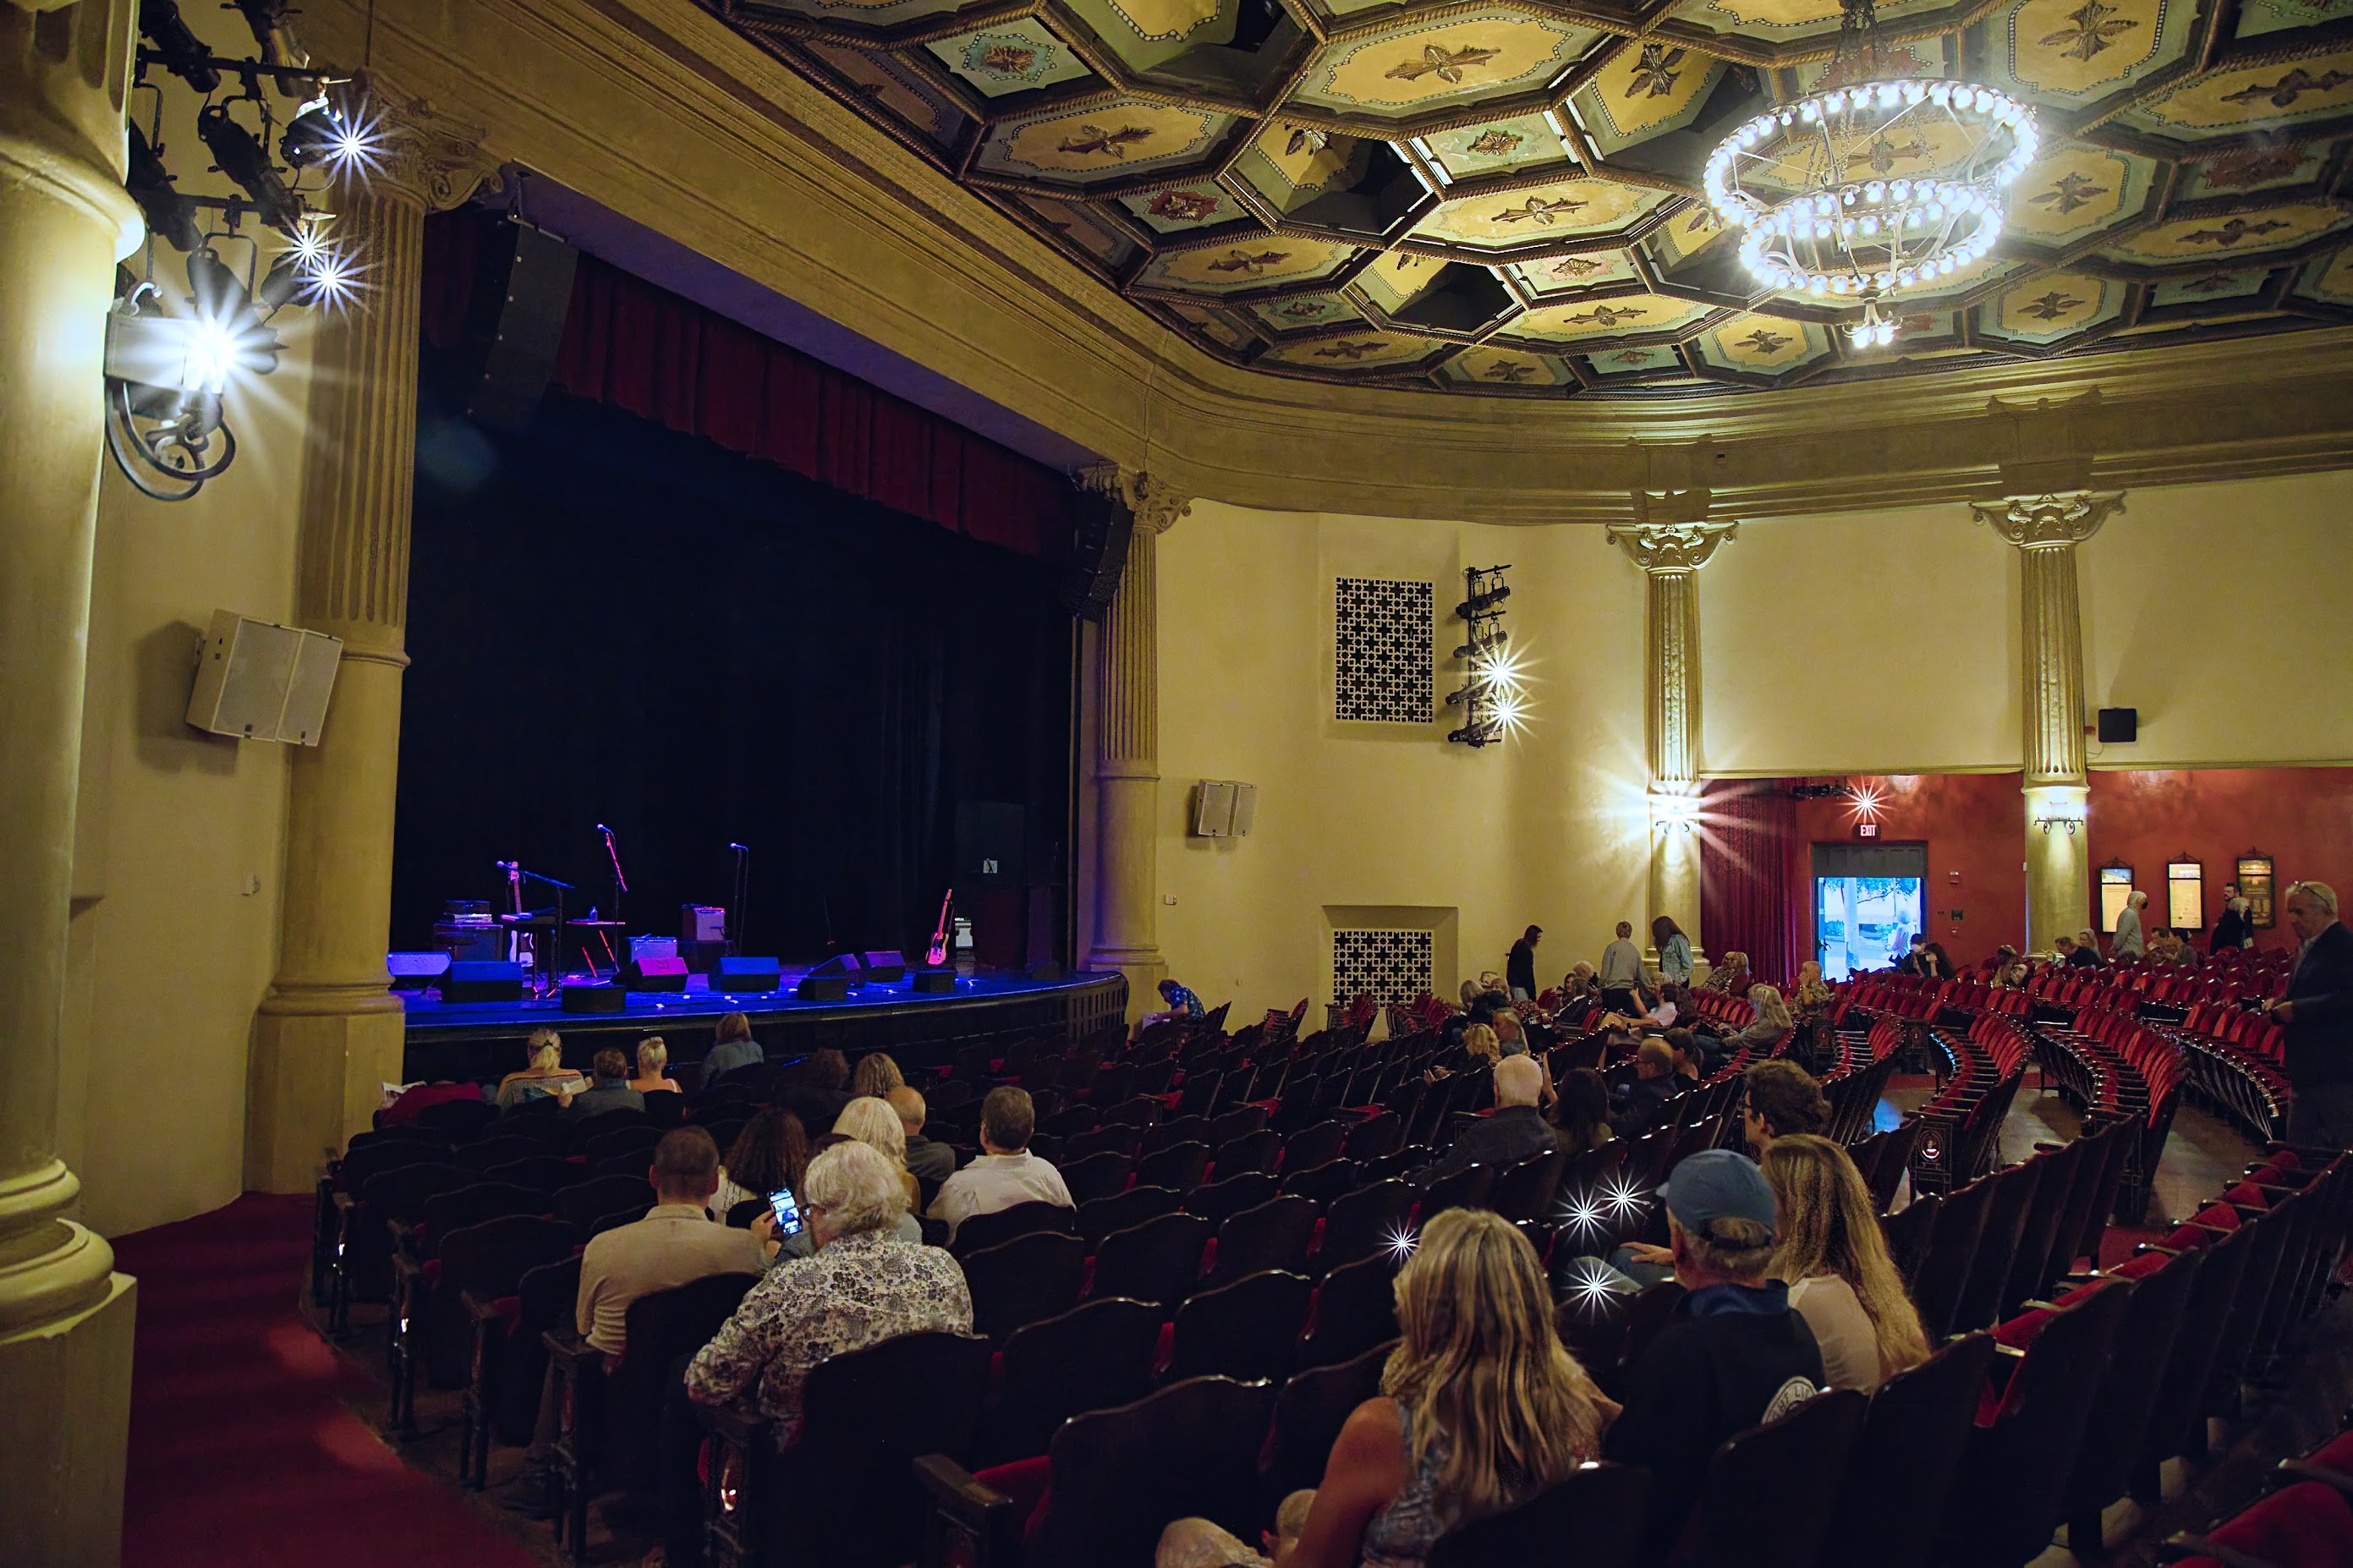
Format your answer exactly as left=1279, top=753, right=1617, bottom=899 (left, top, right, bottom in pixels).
left=2097, top=707, right=2138, bottom=743
left=185, top=609, right=343, bottom=744
left=1061, top=479, right=1134, bottom=622
left=1190, top=780, right=1259, bottom=837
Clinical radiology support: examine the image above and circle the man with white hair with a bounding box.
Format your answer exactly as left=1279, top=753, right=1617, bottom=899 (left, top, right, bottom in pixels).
left=1413, top=1053, right=1556, bottom=1185
left=2271, top=880, right=2353, bottom=1145
left=2114, top=889, right=2148, bottom=960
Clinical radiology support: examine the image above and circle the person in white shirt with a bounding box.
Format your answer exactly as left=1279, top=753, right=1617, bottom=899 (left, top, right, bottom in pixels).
left=929, top=1086, right=1072, bottom=1242
left=1760, top=1133, right=1928, bottom=1394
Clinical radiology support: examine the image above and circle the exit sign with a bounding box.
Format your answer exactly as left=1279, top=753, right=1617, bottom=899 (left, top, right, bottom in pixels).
left=1855, top=822, right=1879, bottom=838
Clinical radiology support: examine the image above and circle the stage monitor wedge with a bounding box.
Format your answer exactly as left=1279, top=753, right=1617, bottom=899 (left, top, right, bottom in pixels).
left=443, top=961, right=524, bottom=1004
left=716, top=957, right=782, bottom=993
left=623, top=956, right=689, bottom=992
left=913, top=971, right=955, bottom=993
left=562, top=983, right=626, bottom=1014
left=859, top=950, right=908, bottom=983
left=798, top=974, right=849, bottom=1002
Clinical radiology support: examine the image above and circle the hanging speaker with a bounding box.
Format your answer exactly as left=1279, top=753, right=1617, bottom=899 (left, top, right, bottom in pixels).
left=1061, top=478, right=1134, bottom=622
left=185, top=609, right=343, bottom=744
left=458, top=220, right=579, bottom=432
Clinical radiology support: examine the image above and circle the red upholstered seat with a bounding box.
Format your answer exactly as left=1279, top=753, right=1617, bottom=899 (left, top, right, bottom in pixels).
left=2193, top=1481, right=2353, bottom=1568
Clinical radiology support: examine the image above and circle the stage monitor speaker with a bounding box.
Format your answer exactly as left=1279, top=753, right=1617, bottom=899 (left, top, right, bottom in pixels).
left=388, top=951, right=451, bottom=991
left=809, top=951, right=859, bottom=979
left=186, top=609, right=343, bottom=744
left=443, top=961, right=524, bottom=1003
left=913, top=971, right=956, bottom=993
left=562, top=983, right=627, bottom=1014
left=1026, top=960, right=1066, bottom=982
left=624, top=956, right=690, bottom=992
left=1061, top=477, right=1135, bottom=622
left=716, top=957, right=782, bottom=993
left=797, top=974, right=849, bottom=1002
left=859, top=950, right=908, bottom=983
left=955, top=802, right=1025, bottom=882
left=459, top=220, right=579, bottom=432
left=2098, top=707, right=2138, bottom=743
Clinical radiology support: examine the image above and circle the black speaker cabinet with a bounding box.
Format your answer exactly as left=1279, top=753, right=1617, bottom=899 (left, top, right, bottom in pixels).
left=623, top=956, right=689, bottom=993
left=442, top=961, right=524, bottom=1003
left=913, top=970, right=956, bottom=994
left=459, top=220, right=579, bottom=431
left=1026, top=960, right=1067, bottom=983
left=797, top=974, right=849, bottom=1002
left=859, top=950, right=908, bottom=983
left=809, top=951, right=859, bottom=978
left=716, top=957, right=782, bottom=993
left=562, top=983, right=627, bottom=1014
left=2097, top=707, right=2138, bottom=743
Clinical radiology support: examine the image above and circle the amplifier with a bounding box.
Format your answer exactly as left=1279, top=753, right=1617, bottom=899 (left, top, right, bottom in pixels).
left=442, top=961, right=524, bottom=1004
left=623, top=956, right=689, bottom=993
left=682, top=904, right=727, bottom=942
left=797, top=974, right=849, bottom=1002
left=562, top=983, right=627, bottom=1014
left=716, top=957, right=782, bottom=994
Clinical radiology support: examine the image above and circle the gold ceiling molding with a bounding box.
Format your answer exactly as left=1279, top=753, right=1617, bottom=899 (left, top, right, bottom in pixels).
left=295, top=0, right=2353, bottom=521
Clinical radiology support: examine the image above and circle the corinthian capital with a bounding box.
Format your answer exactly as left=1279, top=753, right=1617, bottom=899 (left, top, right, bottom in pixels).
left=1608, top=516, right=1737, bottom=574
left=1971, top=490, right=2125, bottom=549
left=1080, top=463, right=1191, bottom=535
left=332, top=75, right=502, bottom=213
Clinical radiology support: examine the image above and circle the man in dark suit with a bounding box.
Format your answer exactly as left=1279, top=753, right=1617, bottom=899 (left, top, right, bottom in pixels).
left=2272, top=880, right=2353, bottom=1146
left=1415, top=1055, right=1555, bottom=1184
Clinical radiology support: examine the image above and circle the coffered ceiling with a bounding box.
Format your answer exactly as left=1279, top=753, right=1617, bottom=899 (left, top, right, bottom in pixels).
left=703, top=0, right=2353, bottom=397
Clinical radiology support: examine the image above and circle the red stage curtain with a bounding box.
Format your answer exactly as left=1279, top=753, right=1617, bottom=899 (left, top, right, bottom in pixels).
left=420, top=211, right=1070, bottom=559
left=1703, top=779, right=1805, bottom=985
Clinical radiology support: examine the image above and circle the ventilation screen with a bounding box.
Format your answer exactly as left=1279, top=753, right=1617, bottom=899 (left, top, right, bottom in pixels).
left=1334, top=577, right=1433, bottom=723
left=1332, top=929, right=1434, bottom=1005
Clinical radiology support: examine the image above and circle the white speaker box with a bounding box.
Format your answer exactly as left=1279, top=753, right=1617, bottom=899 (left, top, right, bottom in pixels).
left=185, top=609, right=344, bottom=744
left=1190, top=780, right=1259, bottom=838
left=1230, top=783, right=1258, bottom=836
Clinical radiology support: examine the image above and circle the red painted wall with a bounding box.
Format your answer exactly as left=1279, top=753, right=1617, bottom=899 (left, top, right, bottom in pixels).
left=1788, top=773, right=2027, bottom=969
left=2085, top=769, right=2353, bottom=955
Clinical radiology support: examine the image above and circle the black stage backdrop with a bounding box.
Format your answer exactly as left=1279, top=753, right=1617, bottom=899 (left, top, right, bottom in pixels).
left=392, top=386, right=1072, bottom=972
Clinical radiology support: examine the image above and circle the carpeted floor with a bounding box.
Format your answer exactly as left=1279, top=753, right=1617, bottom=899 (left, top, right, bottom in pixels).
left=112, top=1193, right=541, bottom=1568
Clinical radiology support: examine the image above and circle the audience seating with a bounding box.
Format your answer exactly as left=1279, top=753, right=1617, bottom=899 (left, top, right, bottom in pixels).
left=1164, top=1269, right=1313, bottom=1383
left=1671, top=1388, right=1868, bottom=1568
left=1425, top=1464, right=1653, bottom=1568
left=964, top=1231, right=1087, bottom=1344
left=1819, top=1334, right=1997, bottom=1568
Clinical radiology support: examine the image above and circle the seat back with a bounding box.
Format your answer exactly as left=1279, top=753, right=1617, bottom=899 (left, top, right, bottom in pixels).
left=602, top=1272, right=761, bottom=1485
left=1259, top=1338, right=1395, bottom=1513
left=2137, top=1220, right=2251, bottom=1478
left=1316, top=1181, right=1416, bottom=1274
left=1078, top=1184, right=1182, bottom=1247
left=1061, top=1150, right=1135, bottom=1208
left=952, top=1198, right=1076, bottom=1259
left=415, top=1098, right=499, bottom=1139
left=1281, top=1121, right=1348, bottom=1173
left=1951, top=1156, right=2042, bottom=1332
left=1207, top=1197, right=1320, bottom=1287
left=1166, top=1269, right=1313, bottom=1384
left=1188, top=1171, right=1281, bottom=1228
left=581, top=1122, right=663, bottom=1165
left=965, top=1230, right=1089, bottom=1343
left=1909, top=1175, right=1994, bottom=1339
left=2194, top=1480, right=2353, bottom=1568
left=1998, top=1139, right=2082, bottom=1315
left=2065, top=1247, right=2202, bottom=1536
left=1818, top=1334, right=1998, bottom=1568
left=1279, top=1157, right=1363, bottom=1205
left=1879, top=1193, right=1939, bottom=1290
left=1030, top=1376, right=1281, bottom=1568
left=985, top=1297, right=1164, bottom=1466
left=1864, top=1120, right=1920, bottom=1214
left=1674, top=1388, right=1868, bottom=1568
left=555, top=1174, right=654, bottom=1238
left=1489, top=1147, right=1571, bottom=1224
left=420, top=1181, right=543, bottom=1256
left=1090, top=1211, right=1213, bottom=1309
left=1299, top=1251, right=1402, bottom=1371
left=1135, top=1141, right=1211, bottom=1194
left=1209, top=1128, right=1281, bottom=1179
left=1426, top=1464, right=1654, bottom=1568
left=1420, top=1161, right=1497, bottom=1218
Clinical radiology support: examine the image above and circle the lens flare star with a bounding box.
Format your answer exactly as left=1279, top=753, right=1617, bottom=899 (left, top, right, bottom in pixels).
left=1383, top=1225, right=1418, bottom=1261
left=1559, top=1256, right=1630, bottom=1319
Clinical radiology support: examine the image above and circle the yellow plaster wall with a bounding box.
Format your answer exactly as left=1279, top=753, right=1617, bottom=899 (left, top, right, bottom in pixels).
left=2077, top=471, right=2353, bottom=768
left=1698, top=504, right=2024, bottom=777
left=66, top=339, right=311, bottom=1237
left=1155, top=503, right=1648, bottom=1017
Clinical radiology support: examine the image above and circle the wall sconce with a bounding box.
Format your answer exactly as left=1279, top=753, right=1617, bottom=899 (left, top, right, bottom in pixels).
left=2035, top=814, right=2084, bottom=836
left=1649, top=793, right=1701, bottom=835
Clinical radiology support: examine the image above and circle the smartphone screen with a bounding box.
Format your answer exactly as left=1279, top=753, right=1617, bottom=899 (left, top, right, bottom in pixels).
left=767, top=1187, right=804, bottom=1238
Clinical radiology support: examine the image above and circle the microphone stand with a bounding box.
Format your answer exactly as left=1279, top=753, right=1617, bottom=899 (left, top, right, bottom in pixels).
left=729, top=843, right=750, bottom=957
left=503, top=864, right=578, bottom=996
left=599, top=824, right=628, bottom=927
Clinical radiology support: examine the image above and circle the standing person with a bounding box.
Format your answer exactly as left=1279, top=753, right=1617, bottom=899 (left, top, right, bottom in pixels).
left=1652, top=916, right=1694, bottom=987
left=1599, top=922, right=1646, bottom=1012
left=929, top=1087, right=1073, bottom=1242
left=2114, top=891, right=2148, bottom=961
left=1761, top=1136, right=1929, bottom=1393
left=2269, top=881, right=2353, bottom=1145
left=1507, top=925, right=1543, bottom=1002
left=2213, top=885, right=2255, bottom=955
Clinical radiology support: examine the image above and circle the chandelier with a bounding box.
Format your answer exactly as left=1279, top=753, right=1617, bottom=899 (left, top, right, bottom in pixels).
left=1703, top=0, right=2038, bottom=346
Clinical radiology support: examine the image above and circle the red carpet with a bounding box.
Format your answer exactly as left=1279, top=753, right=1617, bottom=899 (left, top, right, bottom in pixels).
left=113, top=1193, right=540, bottom=1568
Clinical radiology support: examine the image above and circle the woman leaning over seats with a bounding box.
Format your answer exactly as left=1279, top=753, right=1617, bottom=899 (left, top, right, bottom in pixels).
left=1157, top=1208, right=1615, bottom=1568
left=1762, top=1134, right=1929, bottom=1393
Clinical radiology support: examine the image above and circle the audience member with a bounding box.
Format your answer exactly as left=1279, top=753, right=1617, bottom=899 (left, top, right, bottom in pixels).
left=1736, top=984, right=1795, bottom=1055
left=2065, top=930, right=2104, bottom=968
left=889, top=1085, right=957, bottom=1187
left=1992, top=946, right=2029, bottom=989
left=1652, top=916, right=1694, bottom=986
left=1599, top=922, right=1646, bottom=1012
left=1792, top=961, right=1835, bottom=1017
left=2272, top=880, right=2352, bottom=1146
left=1603, top=1149, right=1826, bottom=1556
left=1158, top=1209, right=1612, bottom=1568
left=495, top=1029, right=585, bottom=1111
left=2114, top=891, right=2148, bottom=960
left=1762, top=1135, right=1928, bottom=1393
left=835, top=1094, right=924, bottom=1214
left=1702, top=951, right=1750, bottom=995
left=1665, top=1028, right=1705, bottom=1086
left=380, top=1077, right=486, bottom=1125
left=2213, top=885, right=2255, bottom=954
left=781, top=1047, right=853, bottom=1136
left=1507, top=924, right=1543, bottom=1001
left=1560, top=962, right=1599, bottom=1008
left=627, top=1036, right=680, bottom=1097
left=1434, top=1022, right=1500, bottom=1081
left=1416, top=1056, right=1554, bottom=1185
left=849, top=1050, right=904, bottom=1099
left=670, top=1142, right=971, bottom=1566
left=2149, top=927, right=2195, bottom=966
left=1610, top=1039, right=1681, bottom=1137
left=1741, top=1060, right=1832, bottom=1160
left=714, top=1109, right=809, bottom=1221
left=930, top=1086, right=1073, bottom=1242
left=564, top=1049, right=644, bottom=1121
left=699, top=1012, right=765, bottom=1083
left=1156, top=977, right=1206, bottom=1020
left=1553, top=1066, right=1615, bottom=1157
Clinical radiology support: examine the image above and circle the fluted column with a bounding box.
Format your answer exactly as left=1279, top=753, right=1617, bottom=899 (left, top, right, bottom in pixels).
left=0, top=2, right=143, bottom=1560
left=1972, top=489, right=2124, bottom=957
left=246, top=85, right=495, bottom=1190
left=1084, top=468, right=1188, bottom=1021
left=1609, top=496, right=1736, bottom=967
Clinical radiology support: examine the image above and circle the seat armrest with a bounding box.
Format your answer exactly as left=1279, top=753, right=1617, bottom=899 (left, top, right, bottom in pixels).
left=694, top=1399, right=772, bottom=1447
left=463, top=1291, right=505, bottom=1327
left=2279, top=1460, right=2353, bottom=1499
left=387, top=1217, right=418, bottom=1258
left=2155, top=1534, right=2277, bottom=1568
left=544, top=1330, right=600, bottom=1374
left=915, top=1455, right=1017, bottom=1568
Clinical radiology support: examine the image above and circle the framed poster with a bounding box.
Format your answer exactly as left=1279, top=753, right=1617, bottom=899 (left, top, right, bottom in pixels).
left=2238, top=855, right=2275, bottom=928
left=2168, top=859, right=2204, bottom=931
left=2098, top=864, right=2134, bottom=935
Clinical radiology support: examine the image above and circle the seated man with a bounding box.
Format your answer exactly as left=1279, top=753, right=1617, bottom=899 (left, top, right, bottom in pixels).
left=1415, top=1055, right=1555, bottom=1185
left=564, top=1048, right=644, bottom=1120
left=887, top=1084, right=957, bottom=1187
left=667, top=1142, right=973, bottom=1566
left=1609, top=1039, right=1682, bottom=1138
left=1604, top=1149, right=1826, bottom=1560
left=1741, top=1060, right=1832, bottom=1160
left=930, top=1086, right=1072, bottom=1242
left=503, top=1126, right=767, bottom=1516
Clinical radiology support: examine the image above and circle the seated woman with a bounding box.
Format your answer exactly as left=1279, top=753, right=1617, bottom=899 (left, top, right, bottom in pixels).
left=1551, top=1066, right=1615, bottom=1158
left=1735, top=984, right=1796, bottom=1055
left=628, top=1036, right=681, bottom=1097
left=849, top=1050, right=904, bottom=1099
left=830, top=1099, right=930, bottom=1225
left=1427, top=1022, right=1500, bottom=1083
left=1991, top=945, right=2031, bottom=989
left=1157, top=1209, right=1615, bottom=1568
left=700, top=1012, right=765, bottom=1084
left=1761, top=1134, right=1929, bottom=1393
left=494, top=1028, right=585, bottom=1111
left=716, top=1109, right=809, bottom=1223
left=1701, top=951, right=1750, bottom=995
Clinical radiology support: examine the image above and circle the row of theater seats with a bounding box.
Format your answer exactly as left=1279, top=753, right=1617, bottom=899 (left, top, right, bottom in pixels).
left=2163, top=1428, right=2353, bottom=1567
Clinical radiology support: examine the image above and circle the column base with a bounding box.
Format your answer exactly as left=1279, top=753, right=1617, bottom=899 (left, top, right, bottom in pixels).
left=0, top=1270, right=135, bottom=1568
left=1089, top=947, right=1167, bottom=1024
left=245, top=996, right=407, bottom=1192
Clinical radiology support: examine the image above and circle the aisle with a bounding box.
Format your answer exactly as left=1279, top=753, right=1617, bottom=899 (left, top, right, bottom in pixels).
left=113, top=1194, right=542, bottom=1568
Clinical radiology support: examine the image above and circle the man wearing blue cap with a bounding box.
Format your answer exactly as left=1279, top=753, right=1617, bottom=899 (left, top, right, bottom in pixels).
left=1604, top=1148, right=1825, bottom=1560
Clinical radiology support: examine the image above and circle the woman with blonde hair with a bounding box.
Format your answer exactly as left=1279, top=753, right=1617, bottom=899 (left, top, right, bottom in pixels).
left=1159, top=1209, right=1613, bottom=1568
left=1735, top=984, right=1795, bottom=1055
left=833, top=1095, right=924, bottom=1214
left=849, top=1050, right=904, bottom=1099
left=628, top=1036, right=681, bottom=1096
left=1762, top=1134, right=1928, bottom=1392
left=495, top=1028, right=585, bottom=1110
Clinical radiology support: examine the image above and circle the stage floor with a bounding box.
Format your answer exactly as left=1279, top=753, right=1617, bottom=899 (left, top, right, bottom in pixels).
left=402, top=966, right=1102, bottom=1035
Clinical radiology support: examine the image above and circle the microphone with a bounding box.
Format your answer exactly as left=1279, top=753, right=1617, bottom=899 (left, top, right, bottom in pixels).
left=728, top=842, right=749, bottom=852
left=595, top=822, right=613, bottom=835
left=496, top=859, right=518, bottom=871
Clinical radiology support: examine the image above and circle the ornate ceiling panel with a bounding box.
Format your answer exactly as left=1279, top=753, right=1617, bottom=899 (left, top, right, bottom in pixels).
left=716, top=0, right=2353, bottom=396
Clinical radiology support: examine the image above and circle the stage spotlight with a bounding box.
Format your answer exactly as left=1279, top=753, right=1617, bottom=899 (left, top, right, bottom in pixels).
left=136, top=0, right=222, bottom=92
left=1453, top=584, right=1511, bottom=620
left=197, top=99, right=306, bottom=233
left=1451, top=629, right=1507, bottom=661
left=104, top=258, right=285, bottom=499
left=279, top=95, right=377, bottom=177
left=228, top=0, right=307, bottom=72
left=126, top=123, right=205, bottom=254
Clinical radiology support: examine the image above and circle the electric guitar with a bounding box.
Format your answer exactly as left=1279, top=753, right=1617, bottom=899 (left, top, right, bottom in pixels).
left=926, top=889, right=955, bottom=968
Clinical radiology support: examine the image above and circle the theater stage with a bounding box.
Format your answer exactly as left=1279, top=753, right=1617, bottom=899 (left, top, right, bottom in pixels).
left=399, top=966, right=1127, bottom=1082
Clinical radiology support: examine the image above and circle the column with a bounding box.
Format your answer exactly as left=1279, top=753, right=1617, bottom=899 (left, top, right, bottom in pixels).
left=246, top=85, right=494, bottom=1191
left=0, top=2, right=143, bottom=1561
left=1608, top=497, right=1736, bottom=965
left=1083, top=467, right=1189, bottom=1021
left=1972, top=490, right=2124, bottom=957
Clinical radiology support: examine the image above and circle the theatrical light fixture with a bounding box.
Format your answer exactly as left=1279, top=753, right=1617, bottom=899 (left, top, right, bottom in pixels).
left=1703, top=0, right=2036, bottom=348
left=1448, top=565, right=1522, bottom=749
left=1847, top=781, right=1884, bottom=821
left=127, top=123, right=205, bottom=254
left=1650, top=792, right=1701, bottom=836
left=2036, top=814, right=2084, bottom=836
left=197, top=97, right=306, bottom=233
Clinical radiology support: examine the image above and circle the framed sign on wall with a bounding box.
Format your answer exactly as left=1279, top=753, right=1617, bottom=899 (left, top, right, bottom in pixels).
left=2168, top=858, right=2205, bottom=932
left=2238, top=854, right=2276, bottom=928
